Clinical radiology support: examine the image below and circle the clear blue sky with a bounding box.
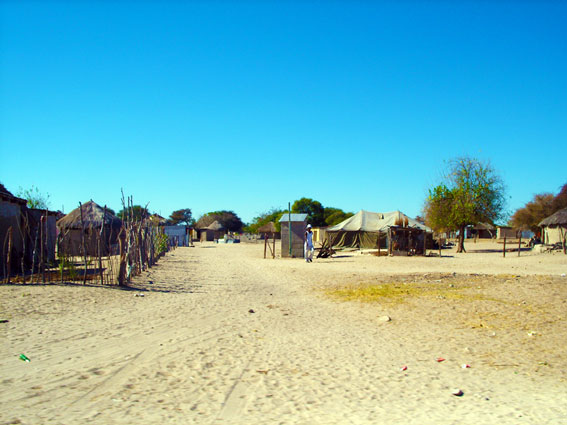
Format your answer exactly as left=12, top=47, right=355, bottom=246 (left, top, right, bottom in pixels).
left=1, top=0, right=566, bottom=224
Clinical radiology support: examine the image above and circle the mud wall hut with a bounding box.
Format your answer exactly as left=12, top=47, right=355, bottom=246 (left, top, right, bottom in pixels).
left=57, top=201, right=122, bottom=256
left=539, top=207, right=567, bottom=247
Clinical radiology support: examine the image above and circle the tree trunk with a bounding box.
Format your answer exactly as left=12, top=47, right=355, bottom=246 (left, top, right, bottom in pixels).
left=456, top=225, right=466, bottom=253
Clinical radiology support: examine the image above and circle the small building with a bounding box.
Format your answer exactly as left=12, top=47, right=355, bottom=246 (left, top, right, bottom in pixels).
left=200, top=220, right=225, bottom=242
left=279, top=213, right=308, bottom=258
left=472, top=222, right=496, bottom=239
left=163, top=225, right=188, bottom=247
left=312, top=226, right=327, bottom=244
left=539, top=207, right=567, bottom=247
left=57, top=201, right=122, bottom=256
left=0, top=185, right=27, bottom=275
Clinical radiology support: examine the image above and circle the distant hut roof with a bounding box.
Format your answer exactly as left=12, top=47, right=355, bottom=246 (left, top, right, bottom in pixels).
left=57, top=200, right=122, bottom=230
left=204, top=220, right=225, bottom=231
left=539, top=207, right=567, bottom=227
left=257, top=222, right=277, bottom=233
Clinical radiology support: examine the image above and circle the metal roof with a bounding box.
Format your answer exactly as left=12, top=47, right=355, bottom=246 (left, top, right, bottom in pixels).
left=278, top=213, right=308, bottom=223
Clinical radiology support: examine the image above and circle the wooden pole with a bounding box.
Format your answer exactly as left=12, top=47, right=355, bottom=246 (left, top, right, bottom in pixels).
left=118, top=229, right=126, bottom=286
left=388, top=227, right=392, bottom=256
left=264, top=233, right=267, bottom=259
left=503, top=236, right=507, bottom=258
left=518, top=233, right=522, bottom=257
left=423, top=231, right=427, bottom=256
left=99, top=206, right=106, bottom=285
left=40, top=214, right=45, bottom=283
left=79, top=202, right=88, bottom=284
left=6, top=227, right=12, bottom=284
left=272, top=232, right=276, bottom=259
left=378, top=231, right=381, bottom=256
left=439, top=236, right=441, bottom=258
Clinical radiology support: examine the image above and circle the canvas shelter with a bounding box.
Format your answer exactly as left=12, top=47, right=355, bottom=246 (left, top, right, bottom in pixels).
left=326, top=210, right=432, bottom=249
left=57, top=201, right=122, bottom=256
left=539, top=207, right=567, bottom=248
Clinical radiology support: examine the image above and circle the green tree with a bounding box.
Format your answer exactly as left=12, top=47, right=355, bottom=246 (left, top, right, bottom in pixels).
left=169, top=208, right=194, bottom=226
left=292, top=198, right=325, bottom=226
left=245, top=208, right=285, bottom=233
left=424, top=157, right=506, bottom=253
left=116, top=205, right=150, bottom=222
left=510, top=183, right=567, bottom=232
left=323, top=207, right=354, bottom=226
left=17, top=185, right=50, bottom=209
left=196, top=210, right=244, bottom=232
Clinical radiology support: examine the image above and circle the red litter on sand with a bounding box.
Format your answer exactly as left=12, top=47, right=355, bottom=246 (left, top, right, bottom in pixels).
left=462, top=364, right=471, bottom=369
left=436, top=357, right=446, bottom=362
left=400, top=366, right=408, bottom=371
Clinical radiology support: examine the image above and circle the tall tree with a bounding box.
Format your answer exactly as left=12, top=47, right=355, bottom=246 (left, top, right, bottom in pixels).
left=510, top=183, right=567, bottom=232
left=245, top=208, right=285, bottom=233
left=292, top=198, right=325, bottom=226
left=17, top=185, right=50, bottom=209
left=323, top=207, right=354, bottom=226
left=424, top=157, right=506, bottom=253
left=116, top=205, right=149, bottom=222
left=169, top=208, right=194, bottom=226
left=196, top=210, right=244, bottom=232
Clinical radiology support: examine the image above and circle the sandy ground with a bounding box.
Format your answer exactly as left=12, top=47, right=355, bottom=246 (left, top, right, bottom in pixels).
left=1, top=241, right=566, bottom=424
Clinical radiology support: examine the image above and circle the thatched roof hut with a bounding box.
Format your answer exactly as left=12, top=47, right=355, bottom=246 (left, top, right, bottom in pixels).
left=539, top=208, right=567, bottom=227
left=57, top=201, right=122, bottom=256
left=199, top=220, right=226, bottom=242
left=539, top=208, right=567, bottom=246
left=57, top=201, right=122, bottom=231
left=257, top=222, right=277, bottom=234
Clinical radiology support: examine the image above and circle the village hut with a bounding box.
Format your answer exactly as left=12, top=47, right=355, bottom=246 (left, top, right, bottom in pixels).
left=57, top=201, right=122, bottom=256
left=472, top=222, right=496, bottom=239
left=279, top=213, right=308, bottom=258
left=0, top=184, right=27, bottom=275
left=325, top=210, right=432, bottom=250
left=200, top=220, right=225, bottom=242
left=539, top=207, right=567, bottom=248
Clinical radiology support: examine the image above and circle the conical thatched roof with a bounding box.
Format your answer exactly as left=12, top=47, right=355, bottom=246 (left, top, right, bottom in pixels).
left=204, top=220, right=225, bottom=231
left=57, top=200, right=122, bottom=230
left=539, top=208, right=567, bottom=227
left=0, top=183, right=27, bottom=205
left=257, top=222, right=277, bottom=233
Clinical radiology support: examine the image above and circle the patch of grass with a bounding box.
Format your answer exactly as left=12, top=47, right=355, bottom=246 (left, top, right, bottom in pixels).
left=326, top=281, right=498, bottom=305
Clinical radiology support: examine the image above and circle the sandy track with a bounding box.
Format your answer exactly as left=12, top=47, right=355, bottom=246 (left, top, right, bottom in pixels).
left=1, top=243, right=566, bottom=424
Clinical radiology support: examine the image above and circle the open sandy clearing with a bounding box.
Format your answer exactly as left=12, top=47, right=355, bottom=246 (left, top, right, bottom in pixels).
left=1, top=242, right=566, bottom=424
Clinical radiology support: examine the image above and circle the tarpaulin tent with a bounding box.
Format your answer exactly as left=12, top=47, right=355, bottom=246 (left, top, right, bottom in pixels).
left=326, top=210, right=432, bottom=249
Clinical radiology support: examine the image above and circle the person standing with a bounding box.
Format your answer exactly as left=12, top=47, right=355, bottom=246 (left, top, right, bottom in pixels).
left=305, top=224, right=314, bottom=262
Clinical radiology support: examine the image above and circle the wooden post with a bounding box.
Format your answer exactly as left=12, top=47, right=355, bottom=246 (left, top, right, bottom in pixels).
left=378, top=231, right=381, bottom=256
left=6, top=227, right=12, bottom=284
left=40, top=214, right=45, bottom=283
left=118, top=229, right=127, bottom=286
left=99, top=206, right=106, bottom=285
left=79, top=202, right=88, bottom=284
left=439, top=237, right=441, bottom=258
left=423, top=231, right=427, bottom=256
left=264, top=233, right=267, bottom=259
left=272, top=232, right=276, bottom=259
left=388, top=227, right=392, bottom=256
left=503, top=236, right=506, bottom=258
left=518, top=233, right=522, bottom=257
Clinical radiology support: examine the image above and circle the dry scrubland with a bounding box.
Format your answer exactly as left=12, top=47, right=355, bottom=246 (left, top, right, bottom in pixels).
left=1, top=241, right=566, bottom=424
